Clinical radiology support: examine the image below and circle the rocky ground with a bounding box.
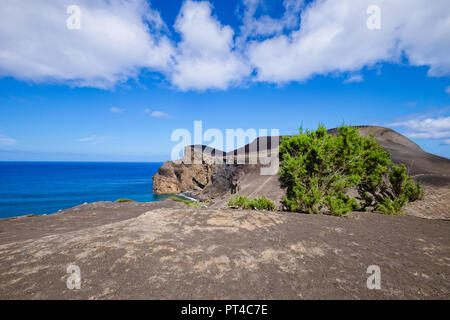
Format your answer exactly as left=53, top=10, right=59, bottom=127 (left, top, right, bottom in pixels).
left=0, top=196, right=448, bottom=300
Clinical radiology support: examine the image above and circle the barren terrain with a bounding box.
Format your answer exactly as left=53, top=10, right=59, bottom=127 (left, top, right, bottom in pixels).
left=0, top=197, right=448, bottom=300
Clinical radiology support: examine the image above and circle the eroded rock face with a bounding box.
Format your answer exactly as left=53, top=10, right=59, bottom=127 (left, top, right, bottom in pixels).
left=152, top=146, right=218, bottom=194
left=152, top=143, right=265, bottom=196
left=152, top=161, right=213, bottom=194
left=152, top=162, right=184, bottom=194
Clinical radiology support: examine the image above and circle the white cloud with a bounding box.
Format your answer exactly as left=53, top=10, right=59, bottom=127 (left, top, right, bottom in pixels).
left=441, top=139, right=450, bottom=145
left=0, top=135, right=17, bottom=147
left=248, top=0, right=450, bottom=83
left=237, top=0, right=303, bottom=42
left=0, top=0, right=173, bottom=89
left=392, top=117, right=450, bottom=133
left=408, top=131, right=450, bottom=139
left=110, top=107, right=125, bottom=114
left=391, top=116, right=450, bottom=141
left=143, top=108, right=168, bottom=118
left=169, top=1, right=251, bottom=91
left=446, top=86, right=450, bottom=94
left=344, top=74, right=364, bottom=84
left=151, top=111, right=169, bottom=118
left=0, top=0, right=450, bottom=91
left=77, top=135, right=108, bottom=145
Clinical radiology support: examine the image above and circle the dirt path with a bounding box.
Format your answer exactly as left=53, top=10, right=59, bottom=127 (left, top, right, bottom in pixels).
left=0, top=202, right=448, bottom=300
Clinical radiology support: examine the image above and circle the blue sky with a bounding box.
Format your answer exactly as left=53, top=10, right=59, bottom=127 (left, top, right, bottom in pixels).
left=0, top=0, right=449, bottom=161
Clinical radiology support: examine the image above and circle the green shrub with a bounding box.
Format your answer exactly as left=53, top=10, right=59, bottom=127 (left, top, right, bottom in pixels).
left=325, top=194, right=360, bottom=216
left=373, top=164, right=424, bottom=215
left=250, top=196, right=276, bottom=211
left=279, top=125, right=423, bottom=216
left=227, top=195, right=252, bottom=209
left=227, top=195, right=276, bottom=211
left=116, top=199, right=133, bottom=203
left=390, top=164, right=424, bottom=201
left=376, top=197, right=406, bottom=215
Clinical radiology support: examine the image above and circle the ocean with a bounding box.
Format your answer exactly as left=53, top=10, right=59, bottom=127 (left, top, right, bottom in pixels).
left=0, top=162, right=167, bottom=219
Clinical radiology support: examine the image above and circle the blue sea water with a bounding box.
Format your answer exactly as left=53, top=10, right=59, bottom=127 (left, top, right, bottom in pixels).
left=0, top=162, right=168, bottom=219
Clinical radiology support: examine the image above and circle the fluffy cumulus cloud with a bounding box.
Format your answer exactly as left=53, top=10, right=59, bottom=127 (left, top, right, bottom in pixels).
left=248, top=0, right=450, bottom=83
left=170, top=1, right=250, bottom=91
left=391, top=116, right=450, bottom=142
left=0, top=0, right=450, bottom=90
left=0, top=0, right=173, bottom=89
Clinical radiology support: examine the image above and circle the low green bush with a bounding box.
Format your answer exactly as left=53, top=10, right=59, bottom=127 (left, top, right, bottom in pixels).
left=227, top=195, right=276, bottom=211
left=116, top=199, right=133, bottom=203
left=250, top=196, right=277, bottom=211
left=227, top=195, right=252, bottom=209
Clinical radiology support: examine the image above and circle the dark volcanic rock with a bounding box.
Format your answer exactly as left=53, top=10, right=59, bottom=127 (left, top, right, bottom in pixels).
left=0, top=204, right=449, bottom=299
left=152, top=161, right=213, bottom=194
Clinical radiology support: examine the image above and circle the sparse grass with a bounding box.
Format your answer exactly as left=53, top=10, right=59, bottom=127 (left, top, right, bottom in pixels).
left=116, top=199, right=133, bottom=203
left=169, top=196, right=209, bottom=208
left=187, top=201, right=210, bottom=209
left=227, top=194, right=276, bottom=211
left=169, top=196, right=193, bottom=205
